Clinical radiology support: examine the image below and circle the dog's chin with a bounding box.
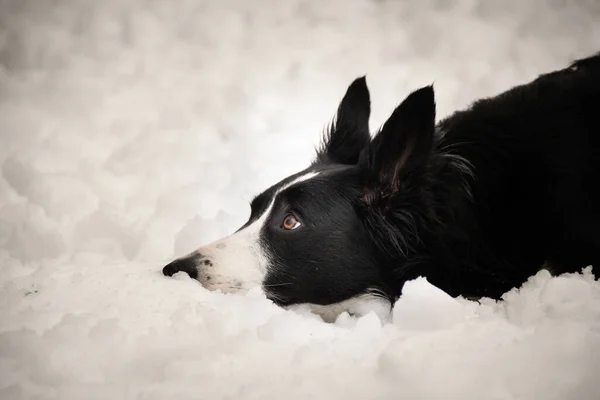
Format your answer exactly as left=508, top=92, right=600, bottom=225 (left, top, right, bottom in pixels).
left=202, top=284, right=248, bottom=295
left=196, top=278, right=261, bottom=296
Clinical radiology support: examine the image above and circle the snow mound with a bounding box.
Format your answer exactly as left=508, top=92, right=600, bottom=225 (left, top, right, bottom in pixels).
left=1, top=0, right=600, bottom=399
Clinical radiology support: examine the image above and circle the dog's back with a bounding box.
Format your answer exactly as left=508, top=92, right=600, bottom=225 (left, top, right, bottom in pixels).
left=437, top=53, right=600, bottom=296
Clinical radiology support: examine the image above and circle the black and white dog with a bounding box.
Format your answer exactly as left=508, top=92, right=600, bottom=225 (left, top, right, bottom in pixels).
left=163, top=53, right=600, bottom=319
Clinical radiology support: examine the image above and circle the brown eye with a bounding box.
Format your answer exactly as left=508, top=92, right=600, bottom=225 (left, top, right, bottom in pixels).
left=282, top=214, right=301, bottom=230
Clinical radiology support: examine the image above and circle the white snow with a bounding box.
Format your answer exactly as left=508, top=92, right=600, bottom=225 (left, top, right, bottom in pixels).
left=1, top=1, right=600, bottom=399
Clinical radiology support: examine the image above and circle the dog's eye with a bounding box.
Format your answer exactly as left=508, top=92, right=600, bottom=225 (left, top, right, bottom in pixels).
left=282, top=214, right=301, bottom=230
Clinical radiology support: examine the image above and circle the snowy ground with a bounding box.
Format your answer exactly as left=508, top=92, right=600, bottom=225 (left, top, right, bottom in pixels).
left=1, top=0, right=600, bottom=399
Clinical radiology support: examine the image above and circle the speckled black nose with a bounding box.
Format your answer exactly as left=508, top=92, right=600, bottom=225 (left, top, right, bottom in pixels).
left=162, top=256, right=199, bottom=279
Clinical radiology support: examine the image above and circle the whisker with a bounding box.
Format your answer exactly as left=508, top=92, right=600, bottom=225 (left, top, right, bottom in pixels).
left=262, top=282, right=293, bottom=288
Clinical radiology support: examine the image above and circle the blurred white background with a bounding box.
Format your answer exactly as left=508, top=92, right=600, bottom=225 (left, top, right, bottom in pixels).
left=1, top=1, right=600, bottom=399
left=2, top=0, right=600, bottom=263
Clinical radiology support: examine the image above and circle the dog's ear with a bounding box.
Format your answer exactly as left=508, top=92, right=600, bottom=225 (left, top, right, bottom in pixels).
left=360, top=85, right=436, bottom=201
left=316, top=77, right=371, bottom=165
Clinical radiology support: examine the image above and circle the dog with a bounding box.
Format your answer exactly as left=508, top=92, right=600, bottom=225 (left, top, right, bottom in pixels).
left=163, top=53, right=600, bottom=319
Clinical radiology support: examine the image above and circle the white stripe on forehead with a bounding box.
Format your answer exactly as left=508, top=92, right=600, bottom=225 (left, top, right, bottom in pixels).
left=255, top=170, right=321, bottom=222
left=280, top=171, right=321, bottom=194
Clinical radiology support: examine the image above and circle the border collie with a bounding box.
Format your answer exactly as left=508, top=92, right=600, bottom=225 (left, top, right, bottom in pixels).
left=163, top=53, right=600, bottom=320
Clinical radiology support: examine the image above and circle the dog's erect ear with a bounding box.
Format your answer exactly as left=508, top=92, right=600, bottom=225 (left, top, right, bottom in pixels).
left=316, top=77, right=371, bottom=165
left=361, top=85, right=436, bottom=199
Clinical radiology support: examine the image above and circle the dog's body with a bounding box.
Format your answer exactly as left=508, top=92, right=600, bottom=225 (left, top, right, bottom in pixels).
left=164, top=53, right=600, bottom=317
left=430, top=54, right=600, bottom=299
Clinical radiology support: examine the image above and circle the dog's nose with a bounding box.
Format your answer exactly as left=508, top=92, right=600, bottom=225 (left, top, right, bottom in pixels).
left=162, top=256, right=198, bottom=279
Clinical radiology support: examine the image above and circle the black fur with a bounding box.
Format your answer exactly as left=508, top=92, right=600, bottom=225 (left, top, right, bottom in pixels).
left=316, top=76, right=372, bottom=165
left=164, top=53, right=600, bottom=307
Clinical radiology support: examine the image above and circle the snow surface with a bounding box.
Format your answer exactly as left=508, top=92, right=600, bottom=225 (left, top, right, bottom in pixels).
left=1, top=0, right=600, bottom=399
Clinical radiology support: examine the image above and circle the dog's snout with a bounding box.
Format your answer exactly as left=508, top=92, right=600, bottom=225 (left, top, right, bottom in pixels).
left=162, top=256, right=199, bottom=279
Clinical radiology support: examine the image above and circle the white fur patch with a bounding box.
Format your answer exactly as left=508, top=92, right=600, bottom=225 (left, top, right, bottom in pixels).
left=287, top=293, right=393, bottom=323
left=194, top=171, right=320, bottom=293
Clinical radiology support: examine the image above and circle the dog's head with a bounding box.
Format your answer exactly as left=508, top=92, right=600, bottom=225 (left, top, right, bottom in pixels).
left=163, top=78, right=442, bottom=314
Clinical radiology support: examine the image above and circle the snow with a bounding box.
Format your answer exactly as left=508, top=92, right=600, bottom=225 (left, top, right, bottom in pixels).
left=1, top=0, right=600, bottom=399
